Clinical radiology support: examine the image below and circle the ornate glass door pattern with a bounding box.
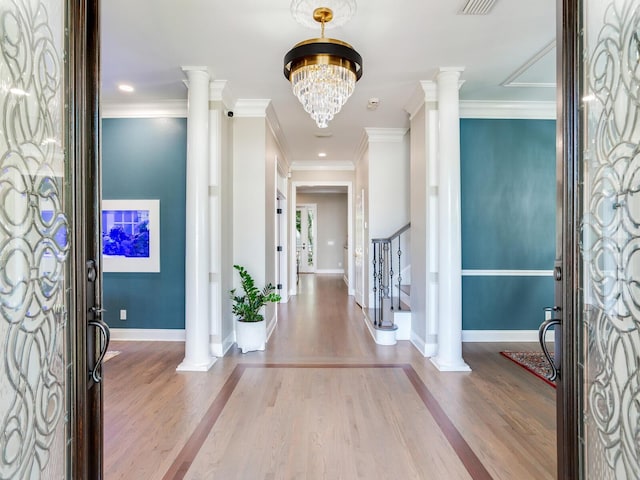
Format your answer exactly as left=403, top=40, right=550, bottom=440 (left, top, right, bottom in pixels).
left=0, top=0, right=70, bottom=478
left=296, top=205, right=316, bottom=273
left=580, top=0, right=640, bottom=477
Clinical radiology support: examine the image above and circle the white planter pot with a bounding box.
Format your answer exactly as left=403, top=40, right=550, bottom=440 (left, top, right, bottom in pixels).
left=236, top=320, right=266, bottom=353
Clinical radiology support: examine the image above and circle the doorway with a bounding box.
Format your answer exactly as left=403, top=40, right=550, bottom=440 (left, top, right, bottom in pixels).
left=290, top=181, right=354, bottom=297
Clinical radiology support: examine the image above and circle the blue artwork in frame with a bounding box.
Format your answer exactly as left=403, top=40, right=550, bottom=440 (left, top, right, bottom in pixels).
left=102, top=209, right=150, bottom=258
left=101, top=199, right=160, bottom=272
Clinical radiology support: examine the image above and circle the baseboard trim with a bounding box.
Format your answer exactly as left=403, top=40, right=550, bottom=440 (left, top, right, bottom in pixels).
left=110, top=328, right=185, bottom=341
left=211, top=332, right=235, bottom=357
left=410, top=332, right=437, bottom=357
left=462, top=330, right=553, bottom=342
left=266, top=313, right=278, bottom=342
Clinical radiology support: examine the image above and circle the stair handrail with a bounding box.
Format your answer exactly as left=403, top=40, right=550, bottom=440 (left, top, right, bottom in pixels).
left=371, top=222, right=411, bottom=243
left=370, top=222, right=411, bottom=329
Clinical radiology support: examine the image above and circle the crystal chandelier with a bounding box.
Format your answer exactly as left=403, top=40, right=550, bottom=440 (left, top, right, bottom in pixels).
left=284, top=6, right=363, bottom=128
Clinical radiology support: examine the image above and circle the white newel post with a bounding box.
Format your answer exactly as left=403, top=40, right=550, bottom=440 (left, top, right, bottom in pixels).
left=177, top=66, right=216, bottom=372
left=431, top=67, right=470, bottom=372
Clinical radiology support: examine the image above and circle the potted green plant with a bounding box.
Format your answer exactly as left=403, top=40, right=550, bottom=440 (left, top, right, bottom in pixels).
left=231, top=264, right=281, bottom=353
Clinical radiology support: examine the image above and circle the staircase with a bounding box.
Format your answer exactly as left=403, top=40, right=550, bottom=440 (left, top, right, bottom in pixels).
left=364, top=223, right=411, bottom=345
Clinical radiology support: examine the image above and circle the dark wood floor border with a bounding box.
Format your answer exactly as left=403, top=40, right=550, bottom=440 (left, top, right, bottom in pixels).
left=402, top=365, right=494, bottom=480
left=162, top=364, right=246, bottom=480
left=162, top=363, right=493, bottom=480
left=244, top=363, right=402, bottom=369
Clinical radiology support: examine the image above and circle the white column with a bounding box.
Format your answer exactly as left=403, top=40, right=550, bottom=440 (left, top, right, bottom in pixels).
left=431, top=67, right=470, bottom=372
left=177, top=67, right=216, bottom=372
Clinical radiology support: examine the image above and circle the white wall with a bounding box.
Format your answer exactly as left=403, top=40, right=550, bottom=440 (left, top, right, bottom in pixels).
left=219, top=104, right=234, bottom=352
left=296, top=193, right=348, bottom=272
left=232, top=113, right=285, bottom=336
left=407, top=90, right=439, bottom=357
left=355, top=142, right=370, bottom=306
left=363, top=129, right=410, bottom=307
left=265, top=122, right=284, bottom=326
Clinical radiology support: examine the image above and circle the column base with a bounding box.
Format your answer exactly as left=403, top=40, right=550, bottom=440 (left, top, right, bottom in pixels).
left=176, top=356, right=217, bottom=372
left=430, top=356, right=471, bottom=372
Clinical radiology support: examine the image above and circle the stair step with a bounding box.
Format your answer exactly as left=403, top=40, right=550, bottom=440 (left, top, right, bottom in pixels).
left=399, top=284, right=411, bottom=295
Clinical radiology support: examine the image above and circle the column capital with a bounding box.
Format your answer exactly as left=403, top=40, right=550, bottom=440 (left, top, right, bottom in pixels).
left=234, top=99, right=271, bottom=117
left=209, top=80, right=235, bottom=109
left=182, top=65, right=209, bottom=74
left=182, top=67, right=210, bottom=91
left=420, top=81, right=438, bottom=102
left=365, top=127, right=408, bottom=143
left=436, top=68, right=466, bottom=92
left=438, top=66, right=465, bottom=75
left=404, top=81, right=437, bottom=119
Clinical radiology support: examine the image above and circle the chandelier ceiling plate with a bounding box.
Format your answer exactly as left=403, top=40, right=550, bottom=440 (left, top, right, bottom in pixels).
left=290, top=0, right=357, bottom=30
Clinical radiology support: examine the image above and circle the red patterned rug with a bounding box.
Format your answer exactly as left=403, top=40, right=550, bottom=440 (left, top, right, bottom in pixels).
left=500, top=351, right=556, bottom=388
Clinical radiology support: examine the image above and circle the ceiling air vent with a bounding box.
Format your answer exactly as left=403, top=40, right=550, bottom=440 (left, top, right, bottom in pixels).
left=459, top=0, right=497, bottom=15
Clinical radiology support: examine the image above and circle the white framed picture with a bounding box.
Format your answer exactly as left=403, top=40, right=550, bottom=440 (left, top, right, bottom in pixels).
left=101, top=199, right=160, bottom=272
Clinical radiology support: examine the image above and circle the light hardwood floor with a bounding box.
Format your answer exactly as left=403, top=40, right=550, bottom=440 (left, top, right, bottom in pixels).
left=104, top=274, right=556, bottom=480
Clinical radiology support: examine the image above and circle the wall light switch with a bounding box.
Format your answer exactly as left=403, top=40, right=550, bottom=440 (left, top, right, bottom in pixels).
left=120, top=309, right=127, bottom=321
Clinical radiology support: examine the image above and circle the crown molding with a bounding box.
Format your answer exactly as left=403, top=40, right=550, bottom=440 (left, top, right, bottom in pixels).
left=404, top=86, right=425, bottom=120
left=502, top=40, right=556, bottom=89
left=353, top=131, right=369, bottom=168
left=290, top=161, right=355, bottom=171
left=265, top=102, right=292, bottom=172
left=101, top=100, right=187, bottom=118
left=459, top=100, right=556, bottom=119
left=365, top=127, right=408, bottom=143
left=233, top=99, right=271, bottom=117
left=209, top=80, right=235, bottom=109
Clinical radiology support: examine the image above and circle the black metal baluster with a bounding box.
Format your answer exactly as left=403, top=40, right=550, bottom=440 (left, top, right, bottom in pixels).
left=379, top=244, right=385, bottom=326
left=388, top=239, right=393, bottom=314
left=397, top=234, right=402, bottom=311
left=372, top=241, right=378, bottom=327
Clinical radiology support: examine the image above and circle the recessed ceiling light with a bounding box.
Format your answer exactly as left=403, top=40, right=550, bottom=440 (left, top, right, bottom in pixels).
left=9, top=87, right=28, bottom=96
left=314, top=131, right=333, bottom=138
left=318, top=152, right=327, bottom=158
left=118, top=84, right=134, bottom=93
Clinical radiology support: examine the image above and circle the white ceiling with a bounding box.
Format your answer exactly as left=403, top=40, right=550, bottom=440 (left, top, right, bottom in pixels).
left=101, top=0, right=556, bottom=167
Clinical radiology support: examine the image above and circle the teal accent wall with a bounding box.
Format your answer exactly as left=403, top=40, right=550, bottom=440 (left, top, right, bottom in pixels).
left=102, top=118, right=187, bottom=329
left=460, top=119, right=555, bottom=330
left=462, top=276, right=554, bottom=330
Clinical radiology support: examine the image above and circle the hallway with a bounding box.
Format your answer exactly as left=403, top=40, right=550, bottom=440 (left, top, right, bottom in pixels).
left=104, top=275, right=556, bottom=479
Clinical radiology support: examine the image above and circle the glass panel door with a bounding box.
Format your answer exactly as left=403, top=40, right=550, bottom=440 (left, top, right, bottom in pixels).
left=0, top=0, right=70, bottom=477
left=296, top=204, right=317, bottom=273
left=578, top=0, right=640, bottom=477
left=0, top=1, right=105, bottom=478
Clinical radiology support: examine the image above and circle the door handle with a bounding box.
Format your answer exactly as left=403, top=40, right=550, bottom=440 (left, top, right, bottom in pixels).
left=89, top=317, right=110, bottom=383
left=539, top=309, right=560, bottom=382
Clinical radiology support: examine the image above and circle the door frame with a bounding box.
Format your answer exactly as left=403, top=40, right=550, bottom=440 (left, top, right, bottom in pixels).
left=556, top=0, right=581, bottom=477
left=70, top=0, right=106, bottom=476
left=276, top=192, right=288, bottom=302
left=354, top=187, right=365, bottom=307
left=290, top=181, right=353, bottom=297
